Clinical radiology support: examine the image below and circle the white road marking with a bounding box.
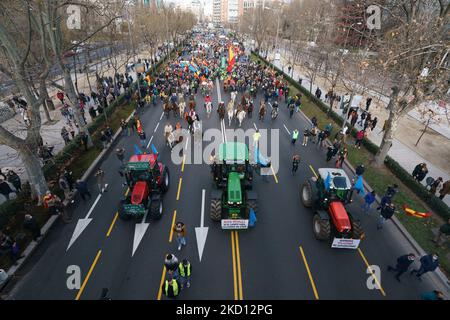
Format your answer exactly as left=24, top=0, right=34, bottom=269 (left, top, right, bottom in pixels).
left=253, top=122, right=258, bottom=130
left=154, top=122, right=160, bottom=133
left=160, top=112, right=164, bottom=120
left=146, top=135, right=154, bottom=149
left=283, top=124, right=291, bottom=135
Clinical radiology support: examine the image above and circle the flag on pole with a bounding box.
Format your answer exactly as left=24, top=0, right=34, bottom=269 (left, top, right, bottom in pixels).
left=227, top=45, right=236, bottom=72
left=324, top=173, right=332, bottom=191
left=133, top=144, right=143, bottom=155
left=353, top=175, right=365, bottom=196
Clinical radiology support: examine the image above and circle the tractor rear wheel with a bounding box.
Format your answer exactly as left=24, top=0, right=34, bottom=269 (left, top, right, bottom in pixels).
left=312, top=214, right=331, bottom=241
left=150, top=199, right=163, bottom=220
left=160, top=167, right=170, bottom=193
left=301, top=181, right=313, bottom=208
left=351, top=219, right=364, bottom=240
left=210, top=199, right=222, bottom=221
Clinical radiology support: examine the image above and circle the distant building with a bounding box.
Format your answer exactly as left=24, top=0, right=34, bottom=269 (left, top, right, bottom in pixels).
left=213, top=0, right=244, bottom=24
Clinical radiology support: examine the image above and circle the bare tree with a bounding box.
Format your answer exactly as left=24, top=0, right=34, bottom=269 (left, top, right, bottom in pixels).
left=372, top=0, right=450, bottom=166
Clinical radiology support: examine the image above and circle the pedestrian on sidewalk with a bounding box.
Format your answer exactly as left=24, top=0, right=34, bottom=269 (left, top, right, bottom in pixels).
left=377, top=203, right=395, bottom=230
left=291, top=129, right=299, bottom=145
left=164, top=253, right=179, bottom=279
left=302, top=128, right=310, bottom=146
left=387, top=253, right=415, bottom=282
left=292, top=155, right=301, bottom=175
left=412, top=163, right=428, bottom=182
left=438, top=179, right=450, bottom=200
left=120, top=119, right=127, bottom=136
left=95, top=168, right=107, bottom=194
left=362, top=191, right=376, bottom=214
left=365, top=97, right=372, bottom=111
left=23, top=214, right=41, bottom=241
left=431, top=218, right=450, bottom=246
left=410, top=254, right=439, bottom=280
left=355, top=164, right=365, bottom=177
left=6, top=170, right=21, bottom=192
left=75, top=179, right=92, bottom=202
left=61, top=126, right=71, bottom=145
left=315, top=87, right=322, bottom=100
left=430, top=177, right=443, bottom=196
left=100, top=131, right=108, bottom=149
left=179, top=258, right=192, bottom=289
left=173, top=222, right=187, bottom=251
left=105, top=126, right=113, bottom=144
left=79, top=131, right=89, bottom=151
left=371, top=117, right=378, bottom=130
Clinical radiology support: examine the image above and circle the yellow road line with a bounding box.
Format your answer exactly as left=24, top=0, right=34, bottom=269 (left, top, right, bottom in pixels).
left=157, top=263, right=167, bottom=300
left=75, top=250, right=102, bottom=300
left=124, top=188, right=130, bottom=197
left=270, top=166, right=279, bottom=184
left=234, top=232, right=244, bottom=300
left=106, top=212, right=119, bottom=237
left=357, top=248, right=386, bottom=297
left=176, top=177, right=183, bottom=201
left=309, top=164, right=318, bottom=178
left=181, top=154, right=186, bottom=172
left=168, top=210, right=177, bottom=242
left=231, top=231, right=238, bottom=300
left=299, top=246, right=319, bottom=300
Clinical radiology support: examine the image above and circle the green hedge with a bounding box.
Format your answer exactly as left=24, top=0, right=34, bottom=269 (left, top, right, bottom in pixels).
left=252, top=51, right=450, bottom=221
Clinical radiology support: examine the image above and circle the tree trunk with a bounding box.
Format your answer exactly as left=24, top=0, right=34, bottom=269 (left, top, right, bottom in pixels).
left=42, top=99, right=52, bottom=123
left=62, top=67, right=93, bottom=147
left=19, top=146, right=48, bottom=204
left=415, top=119, right=430, bottom=146
left=373, top=88, right=400, bottom=166
left=44, top=88, right=55, bottom=111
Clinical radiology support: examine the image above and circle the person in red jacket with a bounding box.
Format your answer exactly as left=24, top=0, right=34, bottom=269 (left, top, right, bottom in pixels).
left=355, top=130, right=365, bottom=149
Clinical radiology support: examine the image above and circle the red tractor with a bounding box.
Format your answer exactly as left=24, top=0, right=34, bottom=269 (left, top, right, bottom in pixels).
left=300, top=168, right=364, bottom=249
left=119, top=153, right=170, bottom=220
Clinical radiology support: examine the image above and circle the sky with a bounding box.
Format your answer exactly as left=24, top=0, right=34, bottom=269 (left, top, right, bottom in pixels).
left=167, top=0, right=213, bottom=15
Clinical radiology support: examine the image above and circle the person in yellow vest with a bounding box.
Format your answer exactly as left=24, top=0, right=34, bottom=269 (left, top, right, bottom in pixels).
left=162, top=275, right=179, bottom=299
left=179, top=258, right=192, bottom=289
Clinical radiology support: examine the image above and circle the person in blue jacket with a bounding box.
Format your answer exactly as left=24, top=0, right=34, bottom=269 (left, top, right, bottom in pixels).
left=421, top=290, right=444, bottom=300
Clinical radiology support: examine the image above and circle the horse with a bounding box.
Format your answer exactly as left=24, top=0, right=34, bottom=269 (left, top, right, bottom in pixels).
left=218, top=104, right=225, bottom=121
left=179, top=101, right=186, bottom=118
left=237, top=110, right=246, bottom=127
left=163, top=102, right=171, bottom=119
left=205, top=101, right=212, bottom=118
left=227, top=108, right=235, bottom=126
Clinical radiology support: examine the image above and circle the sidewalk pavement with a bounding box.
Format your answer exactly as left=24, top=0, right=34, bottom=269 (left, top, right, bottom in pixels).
left=0, top=49, right=158, bottom=204
left=268, top=50, right=450, bottom=208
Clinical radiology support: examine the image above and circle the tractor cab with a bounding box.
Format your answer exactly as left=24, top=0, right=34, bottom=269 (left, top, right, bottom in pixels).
left=316, top=168, right=353, bottom=206
left=210, top=142, right=257, bottom=230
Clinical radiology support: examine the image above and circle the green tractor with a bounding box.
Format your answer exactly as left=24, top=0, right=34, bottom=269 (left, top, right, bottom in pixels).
left=210, top=142, right=257, bottom=230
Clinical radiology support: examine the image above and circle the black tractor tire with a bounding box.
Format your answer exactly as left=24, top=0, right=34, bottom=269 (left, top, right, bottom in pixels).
left=312, top=213, right=331, bottom=241
left=351, top=218, right=365, bottom=240
left=150, top=198, right=163, bottom=220
left=210, top=199, right=222, bottom=221
left=118, top=201, right=131, bottom=221
left=301, top=181, right=313, bottom=208
left=160, top=167, right=170, bottom=193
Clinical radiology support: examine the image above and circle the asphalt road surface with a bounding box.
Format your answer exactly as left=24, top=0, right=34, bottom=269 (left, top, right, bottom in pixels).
left=6, top=59, right=437, bottom=300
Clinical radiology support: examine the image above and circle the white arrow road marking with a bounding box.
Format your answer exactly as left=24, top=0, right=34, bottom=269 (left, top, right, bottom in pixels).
left=132, top=209, right=150, bottom=257
left=195, top=189, right=208, bottom=262
left=66, top=184, right=108, bottom=251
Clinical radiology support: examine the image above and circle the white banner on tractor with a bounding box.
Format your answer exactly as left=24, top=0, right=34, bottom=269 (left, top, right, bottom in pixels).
left=331, top=238, right=361, bottom=249
left=221, top=219, right=249, bottom=230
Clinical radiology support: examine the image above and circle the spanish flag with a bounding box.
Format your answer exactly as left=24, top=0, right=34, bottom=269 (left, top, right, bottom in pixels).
left=227, top=45, right=235, bottom=73
left=402, top=204, right=431, bottom=218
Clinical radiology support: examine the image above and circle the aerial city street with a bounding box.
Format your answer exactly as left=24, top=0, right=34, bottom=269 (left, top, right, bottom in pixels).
left=0, top=0, right=449, bottom=305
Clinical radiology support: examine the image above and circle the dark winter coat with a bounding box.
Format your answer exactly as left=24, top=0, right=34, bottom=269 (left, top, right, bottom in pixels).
left=419, top=254, right=439, bottom=272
